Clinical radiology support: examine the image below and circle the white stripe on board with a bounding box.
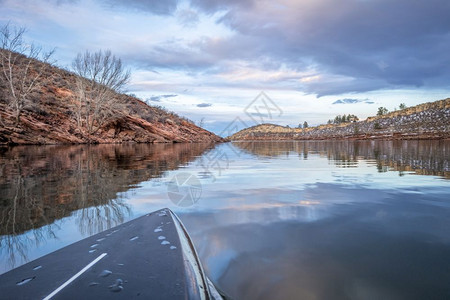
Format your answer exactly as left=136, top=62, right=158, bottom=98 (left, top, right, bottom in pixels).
left=42, top=252, right=108, bottom=300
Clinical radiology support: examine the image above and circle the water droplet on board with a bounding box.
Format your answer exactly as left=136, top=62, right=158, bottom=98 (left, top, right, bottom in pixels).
left=99, top=270, right=112, bottom=277
left=33, top=265, right=42, bottom=271
left=89, top=249, right=97, bottom=253
left=109, top=279, right=124, bottom=292
left=16, top=277, right=35, bottom=286
left=154, top=228, right=162, bottom=233
left=129, top=236, right=139, bottom=241
left=161, top=240, right=170, bottom=245
left=158, top=236, right=166, bottom=240
left=170, top=246, right=177, bottom=250
left=89, top=282, right=100, bottom=287
left=90, top=244, right=99, bottom=248
left=96, top=238, right=106, bottom=242
left=110, top=285, right=123, bottom=292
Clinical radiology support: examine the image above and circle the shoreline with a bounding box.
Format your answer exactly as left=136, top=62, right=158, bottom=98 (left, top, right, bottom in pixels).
left=0, top=140, right=225, bottom=147
left=230, top=98, right=450, bottom=142
left=231, top=133, right=450, bottom=142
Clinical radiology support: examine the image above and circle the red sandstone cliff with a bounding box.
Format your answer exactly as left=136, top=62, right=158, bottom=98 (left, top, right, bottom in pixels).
left=0, top=50, right=223, bottom=145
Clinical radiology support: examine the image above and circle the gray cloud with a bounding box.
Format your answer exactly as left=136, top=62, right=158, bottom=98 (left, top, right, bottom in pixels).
left=190, top=0, right=253, bottom=14
left=332, top=99, right=374, bottom=105
left=104, top=0, right=178, bottom=15
left=197, top=103, right=212, bottom=107
left=128, top=38, right=216, bottom=70
left=146, top=94, right=178, bottom=102
left=53, top=0, right=450, bottom=96
left=181, top=0, right=450, bottom=95
left=5, top=0, right=450, bottom=97
left=177, top=8, right=200, bottom=27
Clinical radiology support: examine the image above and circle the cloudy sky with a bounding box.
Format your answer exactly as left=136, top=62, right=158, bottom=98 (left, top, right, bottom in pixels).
left=2, top=0, right=450, bottom=134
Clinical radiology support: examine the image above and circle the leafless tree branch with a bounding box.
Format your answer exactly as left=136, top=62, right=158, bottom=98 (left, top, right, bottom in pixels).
left=0, top=22, right=55, bottom=126
left=71, top=49, right=130, bottom=141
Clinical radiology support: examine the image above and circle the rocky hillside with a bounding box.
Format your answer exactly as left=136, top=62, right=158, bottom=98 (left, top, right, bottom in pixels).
left=0, top=50, right=223, bottom=145
left=231, top=98, right=450, bottom=141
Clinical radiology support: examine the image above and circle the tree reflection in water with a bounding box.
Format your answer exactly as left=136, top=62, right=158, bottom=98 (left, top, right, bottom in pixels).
left=0, top=143, right=214, bottom=269
left=232, top=140, right=450, bottom=178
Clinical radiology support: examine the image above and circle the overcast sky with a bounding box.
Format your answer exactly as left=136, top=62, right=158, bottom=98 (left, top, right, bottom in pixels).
left=2, top=0, right=450, bottom=134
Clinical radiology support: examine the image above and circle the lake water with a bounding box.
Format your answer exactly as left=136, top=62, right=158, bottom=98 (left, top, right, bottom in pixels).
left=1, top=141, right=449, bottom=299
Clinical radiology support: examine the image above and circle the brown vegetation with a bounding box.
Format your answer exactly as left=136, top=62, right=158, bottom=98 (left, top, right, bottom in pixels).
left=0, top=48, right=223, bottom=145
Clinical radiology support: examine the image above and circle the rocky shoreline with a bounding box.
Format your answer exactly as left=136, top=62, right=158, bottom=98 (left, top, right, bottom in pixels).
left=231, top=98, right=450, bottom=141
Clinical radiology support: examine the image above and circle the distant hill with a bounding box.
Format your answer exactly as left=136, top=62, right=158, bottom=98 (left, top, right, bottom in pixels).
left=0, top=50, right=223, bottom=145
left=231, top=98, right=450, bottom=140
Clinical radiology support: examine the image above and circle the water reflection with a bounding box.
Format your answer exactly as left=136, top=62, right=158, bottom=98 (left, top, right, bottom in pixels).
left=175, top=141, right=450, bottom=300
left=1, top=140, right=449, bottom=299
left=183, top=186, right=450, bottom=299
left=233, top=140, right=450, bottom=178
left=0, top=143, right=214, bottom=270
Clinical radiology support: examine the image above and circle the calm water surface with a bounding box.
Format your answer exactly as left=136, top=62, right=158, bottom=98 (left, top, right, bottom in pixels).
left=1, top=141, right=449, bottom=299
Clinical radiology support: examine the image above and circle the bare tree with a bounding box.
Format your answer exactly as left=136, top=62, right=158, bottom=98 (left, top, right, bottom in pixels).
left=197, top=117, right=205, bottom=128
left=72, top=50, right=130, bottom=140
left=0, top=22, right=54, bottom=126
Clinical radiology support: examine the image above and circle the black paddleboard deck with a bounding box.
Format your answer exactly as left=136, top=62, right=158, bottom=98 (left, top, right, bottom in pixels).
left=0, top=208, right=217, bottom=299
